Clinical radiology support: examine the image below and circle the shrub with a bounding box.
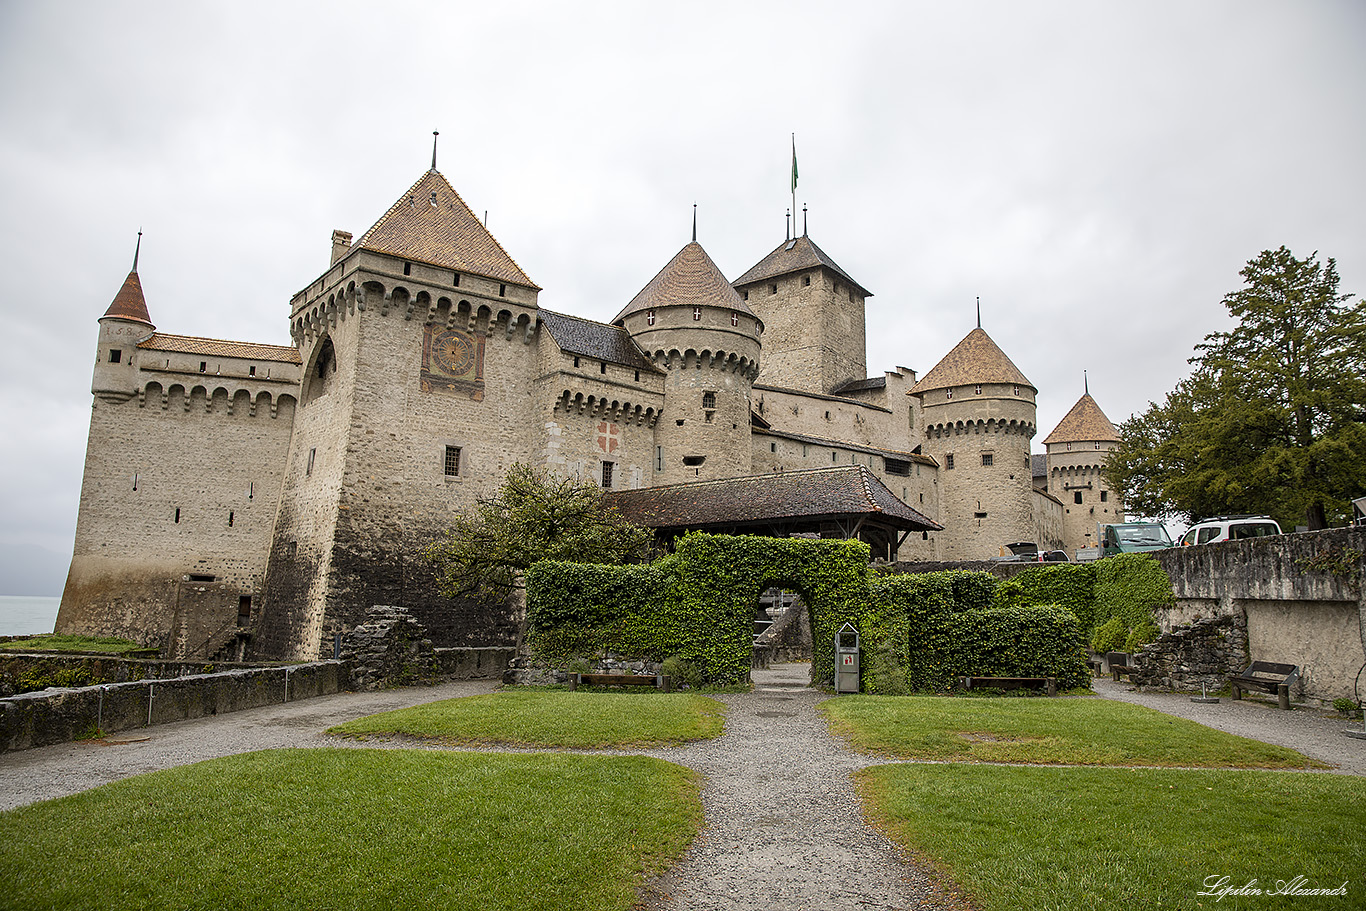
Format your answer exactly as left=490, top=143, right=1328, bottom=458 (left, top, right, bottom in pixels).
left=1123, top=617, right=1160, bottom=653
left=660, top=656, right=703, bottom=690
left=1090, top=616, right=1127, bottom=653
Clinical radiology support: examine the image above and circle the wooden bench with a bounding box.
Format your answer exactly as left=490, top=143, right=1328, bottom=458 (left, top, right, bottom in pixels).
left=1087, top=654, right=1104, bottom=677
left=1230, top=661, right=1299, bottom=710
left=959, top=676, right=1058, bottom=696
left=569, top=673, right=674, bottom=692
left=1107, top=651, right=1138, bottom=682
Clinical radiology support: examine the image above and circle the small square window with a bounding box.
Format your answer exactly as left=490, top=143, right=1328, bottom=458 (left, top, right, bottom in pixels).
left=1074, top=491, right=1083, bottom=505
left=946, top=454, right=955, bottom=470
left=702, top=392, right=716, bottom=409
left=601, top=461, right=614, bottom=488
left=981, top=453, right=993, bottom=467
left=769, top=284, right=777, bottom=295
left=499, top=283, right=506, bottom=297
left=600, top=362, right=607, bottom=375
left=248, top=365, right=256, bottom=376
left=770, top=442, right=777, bottom=453
left=403, top=262, right=412, bottom=275
left=444, top=445, right=461, bottom=477
left=109, top=349, right=122, bottom=363
left=199, top=361, right=207, bottom=373
left=802, top=275, right=811, bottom=287
left=1100, top=490, right=1108, bottom=503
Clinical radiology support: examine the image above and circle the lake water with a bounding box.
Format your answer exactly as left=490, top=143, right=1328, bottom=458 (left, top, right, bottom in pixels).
left=0, top=595, right=61, bottom=636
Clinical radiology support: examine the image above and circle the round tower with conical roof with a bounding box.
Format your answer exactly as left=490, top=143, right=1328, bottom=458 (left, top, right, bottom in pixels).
left=1043, top=383, right=1125, bottom=555
left=614, top=239, right=763, bottom=485
left=93, top=236, right=155, bottom=402
left=910, top=326, right=1037, bottom=559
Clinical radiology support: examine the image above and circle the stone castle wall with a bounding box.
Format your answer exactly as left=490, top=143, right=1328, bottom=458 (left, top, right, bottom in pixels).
left=60, top=339, right=298, bottom=658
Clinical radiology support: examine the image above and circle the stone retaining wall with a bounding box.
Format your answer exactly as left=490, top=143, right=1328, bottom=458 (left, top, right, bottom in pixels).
left=0, top=654, right=257, bottom=698
left=0, top=661, right=343, bottom=754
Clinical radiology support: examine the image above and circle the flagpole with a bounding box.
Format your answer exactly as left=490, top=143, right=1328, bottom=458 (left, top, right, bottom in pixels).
left=790, top=133, right=798, bottom=238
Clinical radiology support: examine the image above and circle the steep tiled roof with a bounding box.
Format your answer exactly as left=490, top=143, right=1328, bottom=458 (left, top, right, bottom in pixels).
left=732, top=235, right=872, bottom=298
left=910, top=328, right=1034, bottom=394
left=102, top=270, right=154, bottom=327
left=606, top=465, right=942, bottom=531
left=1043, top=394, right=1121, bottom=444
left=540, top=310, right=660, bottom=373
left=613, top=241, right=756, bottom=324
left=352, top=170, right=539, bottom=289
left=1031, top=453, right=1048, bottom=479
left=138, top=333, right=302, bottom=364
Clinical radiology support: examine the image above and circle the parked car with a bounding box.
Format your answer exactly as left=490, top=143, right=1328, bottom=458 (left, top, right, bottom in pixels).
left=1099, top=522, right=1174, bottom=557
left=1179, top=515, right=1282, bottom=546
left=1353, top=496, right=1366, bottom=527
left=1039, top=550, right=1070, bottom=562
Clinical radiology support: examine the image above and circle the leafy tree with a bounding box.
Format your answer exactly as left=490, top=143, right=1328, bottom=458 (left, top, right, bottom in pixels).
left=1106, top=247, right=1366, bottom=529
left=423, top=463, right=654, bottom=601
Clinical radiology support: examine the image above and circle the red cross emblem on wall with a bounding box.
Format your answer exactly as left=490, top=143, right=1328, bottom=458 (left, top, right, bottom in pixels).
left=596, top=421, right=620, bottom=454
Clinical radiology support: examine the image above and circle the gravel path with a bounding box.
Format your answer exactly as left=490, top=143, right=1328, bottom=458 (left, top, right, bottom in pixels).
left=1088, top=675, right=1366, bottom=775
left=635, top=663, right=966, bottom=911
left=4, top=664, right=1362, bottom=909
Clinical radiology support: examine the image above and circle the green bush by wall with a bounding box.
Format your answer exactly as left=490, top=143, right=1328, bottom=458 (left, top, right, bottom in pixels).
left=1093, top=553, right=1174, bottom=652
left=993, top=562, right=1097, bottom=631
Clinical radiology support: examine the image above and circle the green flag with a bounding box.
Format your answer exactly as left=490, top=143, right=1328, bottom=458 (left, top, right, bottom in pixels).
left=790, top=136, right=799, bottom=193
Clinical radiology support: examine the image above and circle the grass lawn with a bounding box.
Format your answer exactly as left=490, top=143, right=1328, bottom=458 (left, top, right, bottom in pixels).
left=857, top=764, right=1364, bottom=911
left=821, top=696, right=1324, bottom=768
left=0, top=633, right=144, bottom=654
left=0, top=748, right=702, bottom=911
left=328, top=690, right=726, bottom=748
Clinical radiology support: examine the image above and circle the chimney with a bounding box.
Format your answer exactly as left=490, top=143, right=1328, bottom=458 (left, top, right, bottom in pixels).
left=330, top=229, right=353, bottom=265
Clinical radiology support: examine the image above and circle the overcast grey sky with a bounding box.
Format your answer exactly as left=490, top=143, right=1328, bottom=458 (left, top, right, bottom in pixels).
left=1, top=0, right=1362, bottom=596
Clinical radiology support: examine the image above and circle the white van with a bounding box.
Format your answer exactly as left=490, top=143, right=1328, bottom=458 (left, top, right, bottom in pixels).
left=1180, top=515, right=1282, bottom=546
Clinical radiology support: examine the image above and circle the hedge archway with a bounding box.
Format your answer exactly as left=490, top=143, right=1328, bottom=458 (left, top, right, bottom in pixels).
left=526, top=533, right=872, bottom=684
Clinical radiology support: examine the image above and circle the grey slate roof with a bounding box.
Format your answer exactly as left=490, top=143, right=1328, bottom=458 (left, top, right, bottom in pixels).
left=606, top=465, right=942, bottom=531
left=732, top=235, right=872, bottom=298
left=540, top=310, right=660, bottom=373
left=829, top=376, right=887, bottom=395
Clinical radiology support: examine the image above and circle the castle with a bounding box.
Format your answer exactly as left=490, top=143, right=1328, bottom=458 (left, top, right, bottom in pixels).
left=57, top=160, right=1125, bottom=660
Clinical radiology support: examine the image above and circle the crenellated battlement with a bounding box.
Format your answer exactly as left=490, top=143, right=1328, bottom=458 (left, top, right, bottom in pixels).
left=648, top=346, right=759, bottom=380
left=135, top=381, right=297, bottom=419
left=291, top=272, right=537, bottom=348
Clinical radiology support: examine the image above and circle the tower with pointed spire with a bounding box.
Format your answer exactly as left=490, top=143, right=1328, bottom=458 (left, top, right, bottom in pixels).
left=60, top=237, right=302, bottom=655
left=910, top=325, right=1039, bottom=559
left=614, top=239, right=762, bottom=484
left=258, top=165, right=543, bottom=658
left=1042, top=383, right=1125, bottom=553
left=732, top=232, right=869, bottom=396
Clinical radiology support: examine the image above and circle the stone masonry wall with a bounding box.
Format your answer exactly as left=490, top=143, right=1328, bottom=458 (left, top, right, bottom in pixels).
left=1128, top=614, right=1249, bottom=694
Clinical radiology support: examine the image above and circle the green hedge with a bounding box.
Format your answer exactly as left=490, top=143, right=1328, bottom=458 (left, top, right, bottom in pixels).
left=527, top=533, right=872, bottom=685
left=1093, top=553, right=1173, bottom=651
left=525, top=536, right=1148, bottom=691
left=873, top=572, right=1089, bottom=691
left=993, top=562, right=1097, bottom=630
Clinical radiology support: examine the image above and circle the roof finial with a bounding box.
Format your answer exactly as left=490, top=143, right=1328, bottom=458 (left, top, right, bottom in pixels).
left=802, top=203, right=808, bottom=237
left=692, top=203, right=697, bottom=242
left=431, top=131, right=439, bottom=170
left=785, top=208, right=791, bottom=241
left=132, top=229, right=142, bottom=272
left=1084, top=369, right=1089, bottom=396
left=976, top=296, right=981, bottom=329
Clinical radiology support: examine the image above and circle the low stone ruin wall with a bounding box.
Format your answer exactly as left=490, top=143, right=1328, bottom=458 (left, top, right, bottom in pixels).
left=1127, top=615, right=1250, bottom=695
left=339, top=604, right=513, bottom=690
left=0, top=654, right=255, bottom=698
left=0, top=661, right=343, bottom=754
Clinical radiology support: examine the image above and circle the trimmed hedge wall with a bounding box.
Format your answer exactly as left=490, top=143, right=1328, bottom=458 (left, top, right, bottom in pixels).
left=527, top=533, right=872, bottom=685
left=873, top=572, right=1090, bottom=691
left=525, top=534, right=1159, bottom=691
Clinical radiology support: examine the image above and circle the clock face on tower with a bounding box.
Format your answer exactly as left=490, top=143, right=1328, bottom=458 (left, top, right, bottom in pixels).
left=421, top=326, right=485, bottom=400
left=431, top=330, right=476, bottom=376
